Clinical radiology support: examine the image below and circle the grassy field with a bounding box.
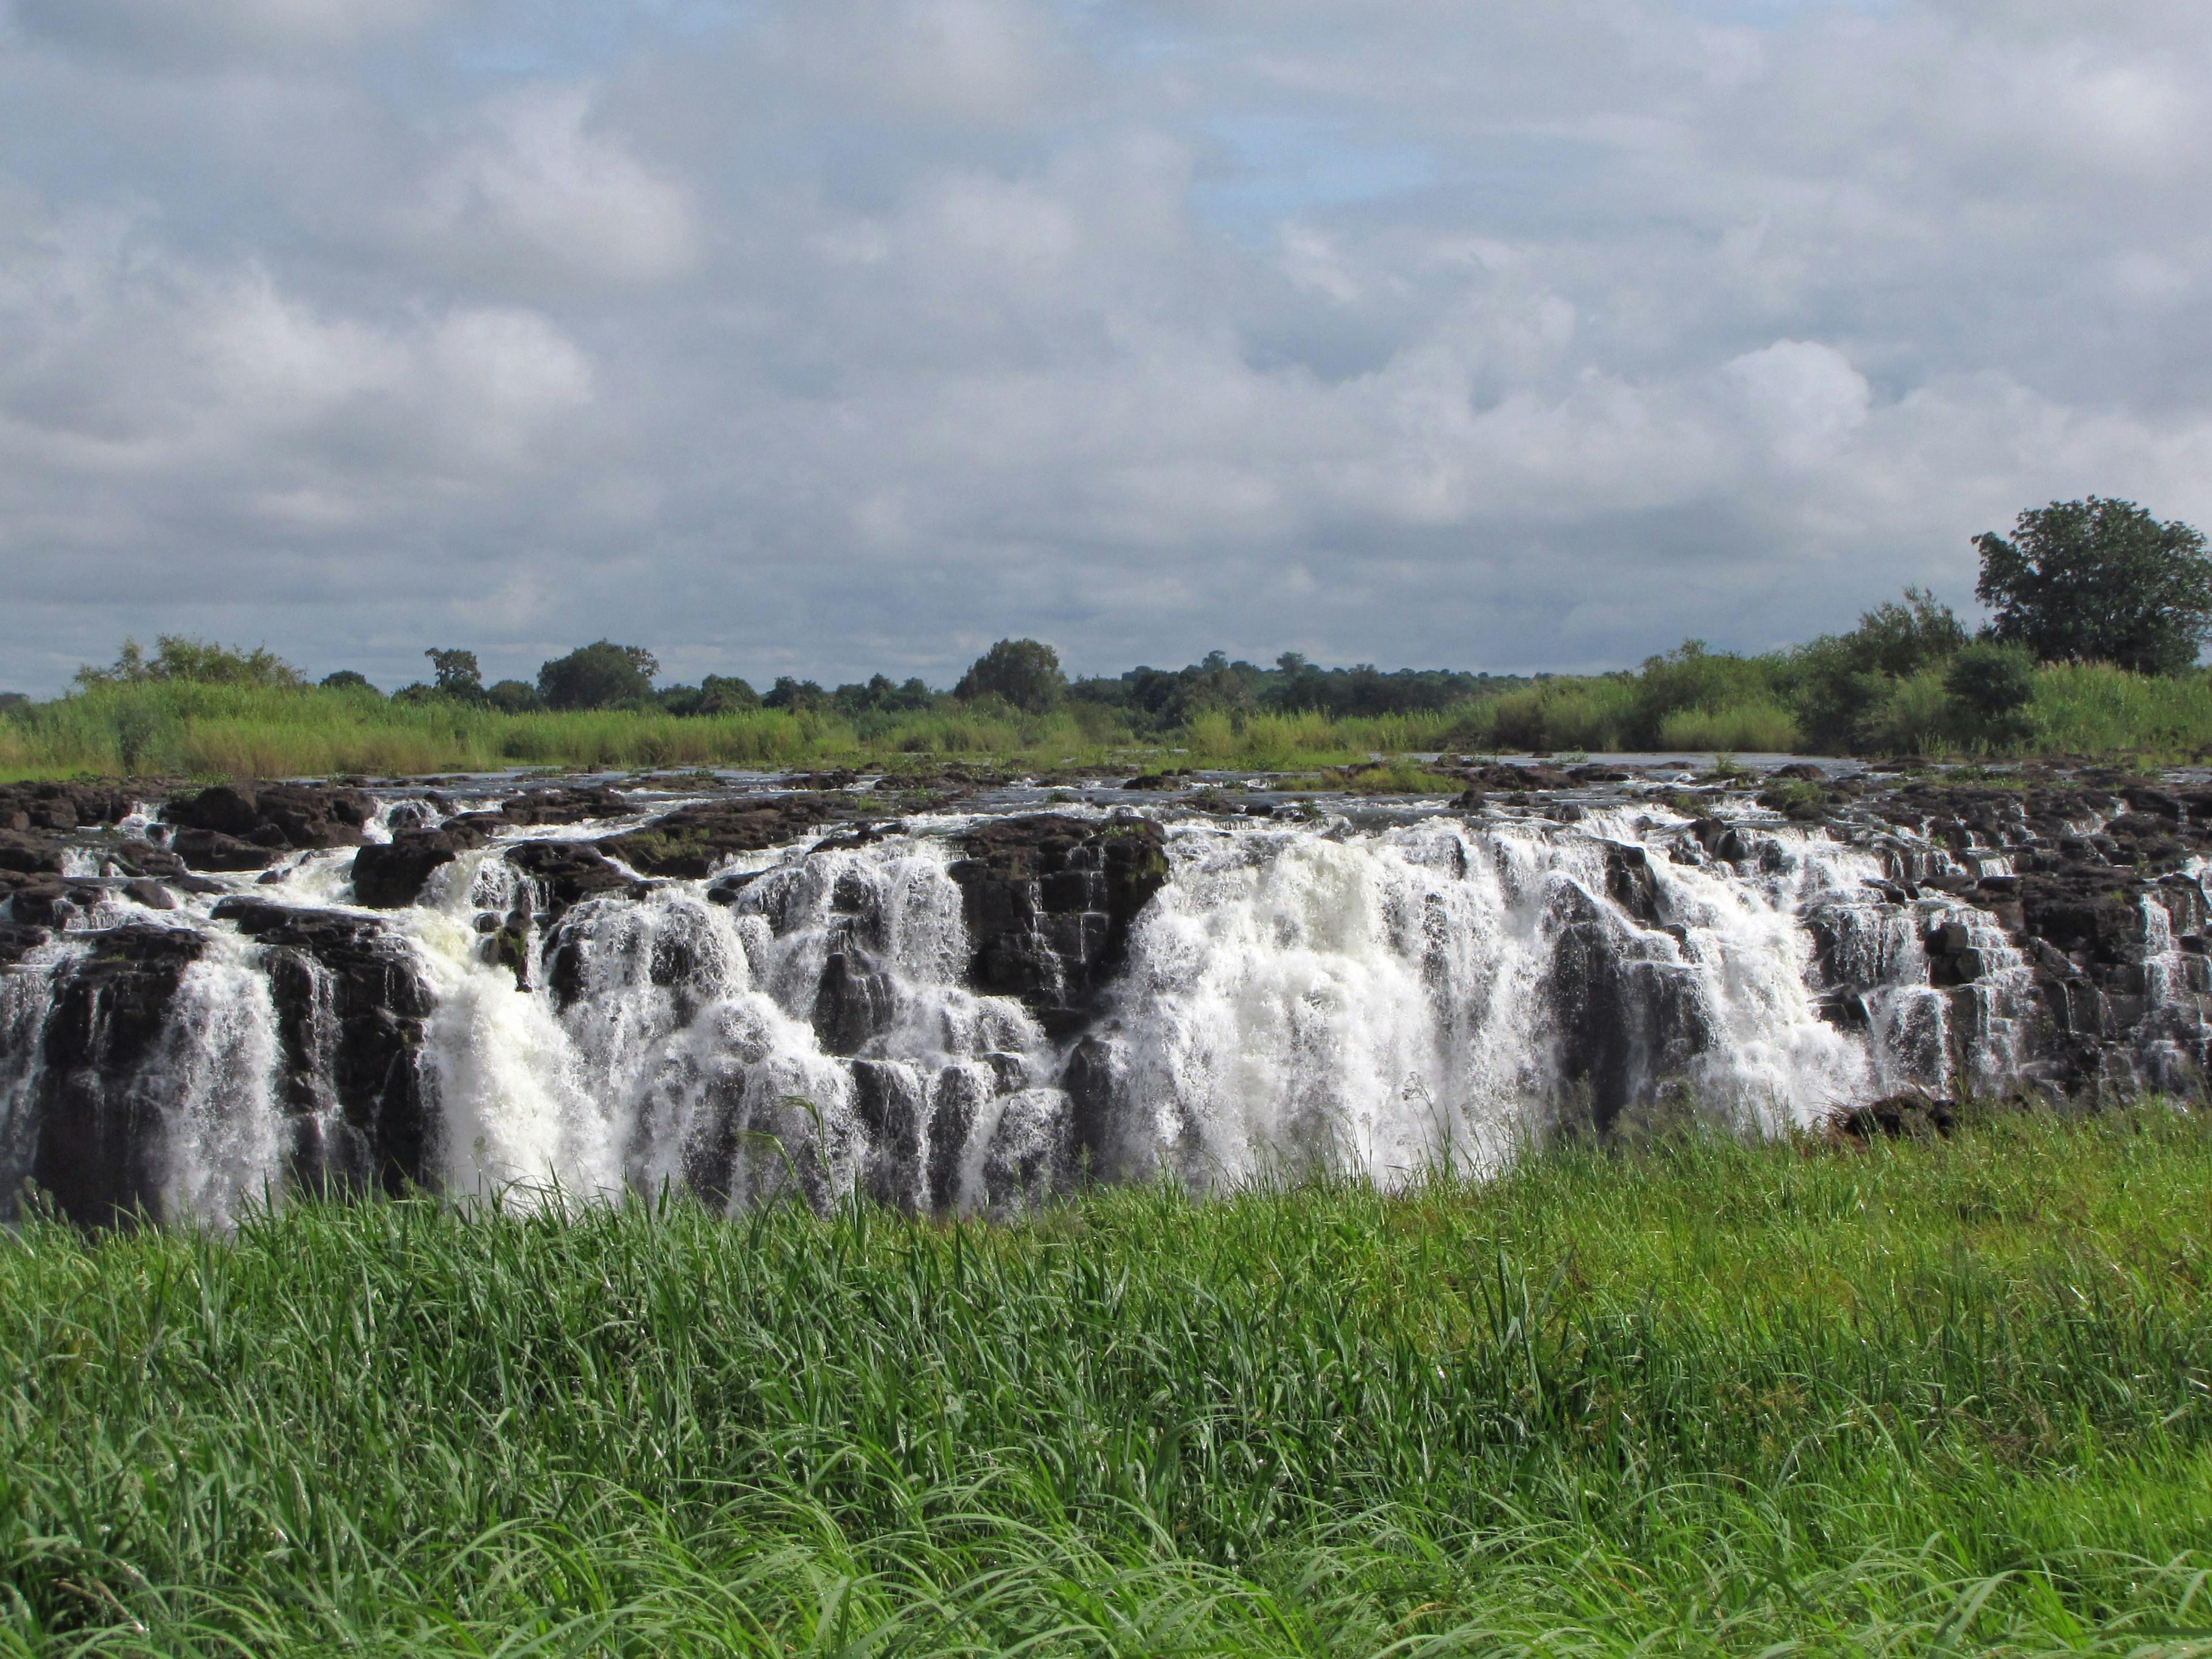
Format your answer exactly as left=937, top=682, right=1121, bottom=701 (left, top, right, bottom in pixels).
left=7, top=660, right=2212, bottom=781
left=3, top=1110, right=2209, bottom=1655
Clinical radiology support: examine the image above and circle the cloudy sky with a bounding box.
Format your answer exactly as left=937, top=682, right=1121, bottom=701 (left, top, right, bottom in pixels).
left=1, top=0, right=2207, bottom=694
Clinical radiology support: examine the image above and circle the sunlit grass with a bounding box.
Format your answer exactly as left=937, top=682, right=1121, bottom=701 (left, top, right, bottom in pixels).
left=2, top=1109, right=2208, bottom=1654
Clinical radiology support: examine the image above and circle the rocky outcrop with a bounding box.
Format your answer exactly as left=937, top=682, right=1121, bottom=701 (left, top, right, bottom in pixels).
left=165, top=783, right=374, bottom=859
left=24, top=926, right=207, bottom=1226
left=947, top=814, right=1169, bottom=1033
left=0, top=782, right=138, bottom=835
left=210, top=899, right=435, bottom=1195
left=598, top=794, right=861, bottom=877
left=351, top=817, right=498, bottom=909
left=503, top=840, right=635, bottom=921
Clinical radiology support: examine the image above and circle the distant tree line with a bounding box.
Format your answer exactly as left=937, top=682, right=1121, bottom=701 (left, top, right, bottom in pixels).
left=29, top=498, right=2212, bottom=752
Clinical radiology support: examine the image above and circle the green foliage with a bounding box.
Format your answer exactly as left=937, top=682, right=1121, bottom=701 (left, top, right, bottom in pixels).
left=1946, top=640, right=2038, bottom=744
left=2, top=1113, right=2209, bottom=1653
left=1786, top=588, right=1969, bottom=751
left=74, top=634, right=305, bottom=691
left=2025, top=660, right=2212, bottom=756
left=956, top=638, right=1067, bottom=712
left=483, top=677, right=544, bottom=714
left=538, top=641, right=660, bottom=710
left=424, top=647, right=484, bottom=699
left=1976, top=497, right=2212, bottom=674
left=762, top=675, right=827, bottom=711
left=316, top=669, right=378, bottom=694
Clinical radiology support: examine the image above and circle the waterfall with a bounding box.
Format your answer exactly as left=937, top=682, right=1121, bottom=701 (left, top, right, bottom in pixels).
left=2, top=784, right=2204, bottom=1226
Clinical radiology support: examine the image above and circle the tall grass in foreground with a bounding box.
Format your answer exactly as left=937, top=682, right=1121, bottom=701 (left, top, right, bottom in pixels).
left=3, top=1111, right=2210, bottom=1655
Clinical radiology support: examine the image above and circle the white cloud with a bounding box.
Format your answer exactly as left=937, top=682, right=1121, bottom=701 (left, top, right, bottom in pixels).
left=408, top=85, right=699, bottom=291
left=1, top=0, right=2210, bottom=692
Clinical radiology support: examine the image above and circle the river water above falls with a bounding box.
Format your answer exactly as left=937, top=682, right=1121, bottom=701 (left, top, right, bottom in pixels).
left=3, top=760, right=2209, bottom=1225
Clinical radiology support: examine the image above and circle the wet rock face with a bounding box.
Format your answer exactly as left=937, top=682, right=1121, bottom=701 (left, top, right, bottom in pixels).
left=0, top=782, right=138, bottom=836
left=503, top=840, right=635, bottom=921
left=210, top=900, right=435, bottom=1195
left=351, top=819, right=497, bottom=909
left=166, top=783, right=374, bottom=866
left=597, top=794, right=862, bottom=877
left=1781, top=775, right=2212, bottom=1100
left=947, top=815, right=1169, bottom=1033
left=26, top=926, right=207, bottom=1226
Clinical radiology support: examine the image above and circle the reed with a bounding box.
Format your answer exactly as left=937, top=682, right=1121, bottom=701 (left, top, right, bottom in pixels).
left=2, top=1109, right=2207, bottom=1654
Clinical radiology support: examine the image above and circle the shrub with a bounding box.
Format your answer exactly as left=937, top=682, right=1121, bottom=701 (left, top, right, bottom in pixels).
left=955, top=639, right=1066, bottom=713
left=539, top=642, right=660, bottom=710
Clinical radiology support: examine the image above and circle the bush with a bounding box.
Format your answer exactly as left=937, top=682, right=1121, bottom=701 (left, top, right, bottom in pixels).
left=955, top=639, right=1066, bottom=713
left=539, top=642, right=660, bottom=711
left=76, top=635, right=305, bottom=691
left=483, top=679, right=544, bottom=714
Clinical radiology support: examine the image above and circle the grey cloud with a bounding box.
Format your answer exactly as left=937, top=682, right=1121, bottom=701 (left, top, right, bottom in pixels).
left=0, top=0, right=2209, bottom=695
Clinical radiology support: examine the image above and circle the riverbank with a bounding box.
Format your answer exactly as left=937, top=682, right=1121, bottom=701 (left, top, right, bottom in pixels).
left=5, top=658, right=2211, bottom=782
left=3, top=1112, right=2207, bottom=1655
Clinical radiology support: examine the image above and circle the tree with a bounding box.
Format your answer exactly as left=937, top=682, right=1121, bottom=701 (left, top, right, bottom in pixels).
left=954, top=639, right=1065, bottom=713
left=320, top=670, right=381, bottom=695
left=425, top=649, right=483, bottom=700
left=537, top=641, right=659, bottom=710
left=76, top=635, right=304, bottom=690
left=763, top=676, right=826, bottom=712
left=1974, top=498, right=2212, bottom=675
left=484, top=679, right=544, bottom=714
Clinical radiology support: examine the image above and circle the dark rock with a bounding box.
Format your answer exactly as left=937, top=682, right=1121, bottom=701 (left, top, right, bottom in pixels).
left=171, top=827, right=275, bottom=872
left=351, top=830, right=472, bottom=909
left=1835, top=1093, right=1958, bottom=1141
left=1544, top=878, right=1711, bottom=1131
left=813, top=949, right=897, bottom=1055
left=598, top=794, right=859, bottom=877
left=503, top=840, right=632, bottom=919
left=0, top=830, right=60, bottom=875
left=165, top=782, right=372, bottom=853
left=122, top=880, right=176, bottom=911
left=8, top=875, right=71, bottom=927
left=0, top=921, right=50, bottom=967
left=499, top=786, right=632, bottom=825
left=27, top=926, right=208, bottom=1226
left=945, top=814, right=1169, bottom=1031
left=1600, top=842, right=1662, bottom=926
left=211, top=899, right=435, bottom=1194
left=111, top=840, right=187, bottom=878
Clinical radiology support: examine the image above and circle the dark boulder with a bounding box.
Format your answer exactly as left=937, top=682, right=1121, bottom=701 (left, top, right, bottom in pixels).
left=165, top=782, right=373, bottom=853
left=211, top=899, right=435, bottom=1194
left=503, top=840, right=634, bottom=919
left=8, top=876, right=74, bottom=927
left=0, top=829, right=60, bottom=875
left=351, top=828, right=479, bottom=909
left=598, top=793, right=860, bottom=877
left=498, top=786, right=633, bottom=825
left=1599, top=841, right=1663, bottom=926
left=26, top=926, right=208, bottom=1226
left=171, top=827, right=276, bottom=872
left=1835, top=1094, right=1959, bottom=1141
left=945, top=814, right=1169, bottom=1031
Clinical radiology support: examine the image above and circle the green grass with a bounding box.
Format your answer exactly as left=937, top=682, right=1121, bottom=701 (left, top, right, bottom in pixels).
left=5, top=659, right=2212, bottom=782
left=3, top=1110, right=2210, bottom=1654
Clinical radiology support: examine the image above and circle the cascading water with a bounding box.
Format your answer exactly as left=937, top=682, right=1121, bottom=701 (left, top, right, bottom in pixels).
left=3, top=772, right=2208, bottom=1227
